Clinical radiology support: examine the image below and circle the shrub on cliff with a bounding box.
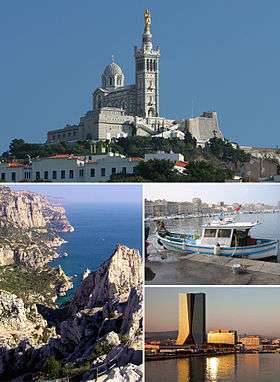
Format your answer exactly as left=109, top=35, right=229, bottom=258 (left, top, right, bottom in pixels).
left=95, top=340, right=114, bottom=357
left=45, top=356, right=61, bottom=378
left=109, top=136, right=197, bottom=158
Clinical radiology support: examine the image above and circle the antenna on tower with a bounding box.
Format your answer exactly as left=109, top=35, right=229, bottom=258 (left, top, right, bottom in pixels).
left=111, top=54, right=115, bottom=63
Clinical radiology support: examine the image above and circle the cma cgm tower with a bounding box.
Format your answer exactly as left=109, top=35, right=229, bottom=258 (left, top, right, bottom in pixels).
left=176, top=293, right=206, bottom=346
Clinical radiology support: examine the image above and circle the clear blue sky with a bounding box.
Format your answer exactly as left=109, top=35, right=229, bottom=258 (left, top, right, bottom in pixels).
left=9, top=184, right=142, bottom=205
left=1, top=1, right=280, bottom=153
left=146, top=287, right=280, bottom=337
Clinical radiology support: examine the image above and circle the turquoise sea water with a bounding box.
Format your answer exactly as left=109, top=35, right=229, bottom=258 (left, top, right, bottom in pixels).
left=50, top=202, right=142, bottom=302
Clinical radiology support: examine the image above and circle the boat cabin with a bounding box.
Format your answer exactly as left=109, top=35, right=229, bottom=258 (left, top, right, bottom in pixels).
left=200, top=221, right=260, bottom=247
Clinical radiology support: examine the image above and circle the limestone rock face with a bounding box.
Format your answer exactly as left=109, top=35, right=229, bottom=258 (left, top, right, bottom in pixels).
left=71, top=245, right=142, bottom=312
left=0, top=186, right=73, bottom=267
left=0, top=290, right=50, bottom=348
left=120, top=286, right=143, bottom=338
left=0, top=245, right=143, bottom=379
left=101, top=331, right=120, bottom=347
left=0, top=186, right=74, bottom=232
left=96, top=364, right=143, bottom=382
left=54, top=266, right=73, bottom=296
left=0, top=246, right=14, bottom=266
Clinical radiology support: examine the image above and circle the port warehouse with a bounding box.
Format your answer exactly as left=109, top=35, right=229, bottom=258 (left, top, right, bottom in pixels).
left=0, top=152, right=187, bottom=182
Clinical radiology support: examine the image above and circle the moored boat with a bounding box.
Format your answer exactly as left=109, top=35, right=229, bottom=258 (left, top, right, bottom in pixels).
left=156, top=219, right=278, bottom=260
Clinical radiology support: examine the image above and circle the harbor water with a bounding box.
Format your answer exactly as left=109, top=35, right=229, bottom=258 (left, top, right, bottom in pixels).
left=145, top=353, right=280, bottom=382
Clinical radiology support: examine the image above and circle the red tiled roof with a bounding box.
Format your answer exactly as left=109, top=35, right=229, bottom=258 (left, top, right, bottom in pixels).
left=8, top=162, right=26, bottom=168
left=175, top=161, right=188, bottom=168
left=47, top=154, right=71, bottom=159
left=129, top=157, right=144, bottom=161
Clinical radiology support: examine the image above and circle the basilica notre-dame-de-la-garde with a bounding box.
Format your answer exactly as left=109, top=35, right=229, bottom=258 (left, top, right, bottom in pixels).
left=47, top=10, right=223, bottom=147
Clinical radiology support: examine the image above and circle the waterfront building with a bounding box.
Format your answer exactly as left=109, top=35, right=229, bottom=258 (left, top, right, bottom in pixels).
left=144, top=197, right=277, bottom=219
left=46, top=10, right=223, bottom=146
left=176, top=293, right=206, bottom=346
left=240, top=336, right=262, bottom=350
left=207, top=330, right=237, bottom=346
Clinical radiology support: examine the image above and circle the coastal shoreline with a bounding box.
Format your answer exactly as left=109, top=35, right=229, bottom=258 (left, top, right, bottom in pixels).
left=145, top=209, right=280, bottom=223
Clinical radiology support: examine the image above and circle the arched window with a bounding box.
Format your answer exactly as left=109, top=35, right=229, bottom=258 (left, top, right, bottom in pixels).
left=109, top=77, right=113, bottom=86
left=148, top=108, right=155, bottom=117
left=153, top=60, right=157, bottom=71
left=146, top=59, right=149, bottom=71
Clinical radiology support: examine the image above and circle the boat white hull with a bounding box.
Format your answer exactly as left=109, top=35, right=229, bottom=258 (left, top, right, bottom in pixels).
left=158, top=236, right=278, bottom=260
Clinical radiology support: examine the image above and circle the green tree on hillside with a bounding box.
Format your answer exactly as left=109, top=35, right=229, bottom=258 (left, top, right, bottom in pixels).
left=204, top=137, right=250, bottom=163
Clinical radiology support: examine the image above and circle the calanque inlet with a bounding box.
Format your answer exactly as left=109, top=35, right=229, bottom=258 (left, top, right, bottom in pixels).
left=0, top=186, right=143, bottom=381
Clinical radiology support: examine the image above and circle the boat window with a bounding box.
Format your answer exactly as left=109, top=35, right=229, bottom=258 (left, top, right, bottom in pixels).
left=218, top=229, right=232, bottom=238
left=204, top=229, right=217, bottom=238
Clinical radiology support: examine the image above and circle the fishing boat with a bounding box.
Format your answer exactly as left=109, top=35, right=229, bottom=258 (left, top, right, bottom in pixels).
left=156, top=219, right=278, bottom=260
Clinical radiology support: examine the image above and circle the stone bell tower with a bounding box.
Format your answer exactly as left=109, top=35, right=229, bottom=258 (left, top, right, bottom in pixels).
left=134, top=10, right=160, bottom=120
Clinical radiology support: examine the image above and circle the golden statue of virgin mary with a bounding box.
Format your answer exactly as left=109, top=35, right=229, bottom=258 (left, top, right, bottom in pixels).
left=144, top=9, right=151, bottom=33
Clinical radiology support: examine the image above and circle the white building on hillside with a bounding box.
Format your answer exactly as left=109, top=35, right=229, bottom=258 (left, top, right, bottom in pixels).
left=0, top=151, right=188, bottom=182
left=144, top=151, right=185, bottom=162
left=0, top=154, right=142, bottom=183
left=0, top=163, right=32, bottom=182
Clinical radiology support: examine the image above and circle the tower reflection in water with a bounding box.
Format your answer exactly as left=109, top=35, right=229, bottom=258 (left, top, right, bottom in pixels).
left=177, top=354, right=237, bottom=382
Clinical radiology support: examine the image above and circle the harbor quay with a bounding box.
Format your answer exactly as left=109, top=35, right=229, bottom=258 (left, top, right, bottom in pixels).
left=145, top=346, right=280, bottom=362
left=145, top=249, right=280, bottom=285
left=145, top=349, right=236, bottom=362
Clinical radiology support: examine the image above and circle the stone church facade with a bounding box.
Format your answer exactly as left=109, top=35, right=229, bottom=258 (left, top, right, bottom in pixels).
left=47, top=10, right=223, bottom=146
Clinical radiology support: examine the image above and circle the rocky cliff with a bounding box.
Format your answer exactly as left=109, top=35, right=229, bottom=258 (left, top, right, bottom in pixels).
left=0, top=186, right=74, bottom=268
left=0, top=186, right=74, bottom=232
left=0, top=245, right=143, bottom=381
left=0, top=290, right=56, bottom=348
left=71, top=245, right=142, bottom=312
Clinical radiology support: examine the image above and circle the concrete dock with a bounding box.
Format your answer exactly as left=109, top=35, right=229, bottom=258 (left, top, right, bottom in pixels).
left=146, top=247, right=280, bottom=285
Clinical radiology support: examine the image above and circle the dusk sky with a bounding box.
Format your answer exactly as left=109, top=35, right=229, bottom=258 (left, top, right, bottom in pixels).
left=8, top=184, right=142, bottom=205
left=1, top=0, right=280, bottom=152
left=146, top=287, right=280, bottom=337
left=145, top=184, right=280, bottom=205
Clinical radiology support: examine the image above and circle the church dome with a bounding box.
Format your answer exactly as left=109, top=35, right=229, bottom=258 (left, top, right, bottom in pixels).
left=103, top=62, right=124, bottom=77
left=102, top=58, right=124, bottom=89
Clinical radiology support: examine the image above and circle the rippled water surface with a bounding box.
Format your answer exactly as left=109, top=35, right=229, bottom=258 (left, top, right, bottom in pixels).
left=145, top=354, right=280, bottom=382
